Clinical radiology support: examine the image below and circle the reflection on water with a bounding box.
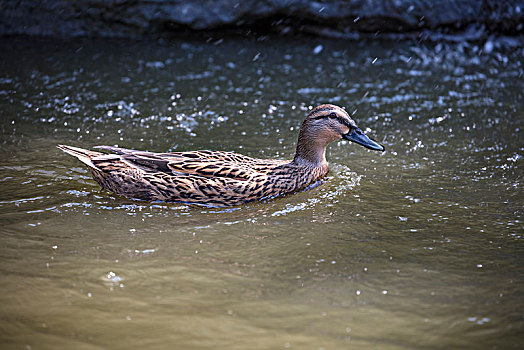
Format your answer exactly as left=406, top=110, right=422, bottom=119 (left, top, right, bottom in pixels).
left=0, top=36, right=522, bottom=349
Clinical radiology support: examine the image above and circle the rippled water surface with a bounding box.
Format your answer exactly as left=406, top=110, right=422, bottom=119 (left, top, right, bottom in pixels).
left=0, top=36, right=523, bottom=349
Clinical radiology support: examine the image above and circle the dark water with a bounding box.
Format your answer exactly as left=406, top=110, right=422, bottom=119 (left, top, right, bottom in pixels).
left=0, top=36, right=523, bottom=349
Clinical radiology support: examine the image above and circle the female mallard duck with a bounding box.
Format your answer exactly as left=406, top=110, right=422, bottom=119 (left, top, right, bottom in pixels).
left=58, top=104, right=384, bottom=207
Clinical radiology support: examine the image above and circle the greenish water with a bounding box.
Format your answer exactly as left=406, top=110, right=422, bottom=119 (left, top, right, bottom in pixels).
left=0, top=36, right=523, bottom=349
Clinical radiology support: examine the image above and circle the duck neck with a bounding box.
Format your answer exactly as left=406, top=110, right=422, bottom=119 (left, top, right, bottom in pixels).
left=293, top=129, right=329, bottom=169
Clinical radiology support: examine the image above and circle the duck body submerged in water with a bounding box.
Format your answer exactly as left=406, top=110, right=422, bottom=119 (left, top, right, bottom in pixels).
left=58, top=104, right=384, bottom=207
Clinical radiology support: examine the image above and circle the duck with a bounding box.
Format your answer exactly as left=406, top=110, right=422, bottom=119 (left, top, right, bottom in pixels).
left=58, top=104, right=384, bottom=207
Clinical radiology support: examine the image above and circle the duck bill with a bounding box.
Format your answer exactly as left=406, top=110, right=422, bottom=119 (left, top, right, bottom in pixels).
left=343, top=128, right=385, bottom=151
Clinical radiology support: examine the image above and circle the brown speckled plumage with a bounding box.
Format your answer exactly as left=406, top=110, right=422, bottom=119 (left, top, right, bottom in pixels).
left=58, top=104, right=384, bottom=206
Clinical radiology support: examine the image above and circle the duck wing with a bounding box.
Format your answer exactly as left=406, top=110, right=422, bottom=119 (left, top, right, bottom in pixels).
left=96, top=146, right=279, bottom=165
left=95, top=146, right=277, bottom=180
left=166, top=158, right=262, bottom=180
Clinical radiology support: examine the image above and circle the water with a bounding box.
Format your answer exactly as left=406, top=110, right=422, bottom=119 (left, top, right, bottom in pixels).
left=0, top=35, right=523, bottom=349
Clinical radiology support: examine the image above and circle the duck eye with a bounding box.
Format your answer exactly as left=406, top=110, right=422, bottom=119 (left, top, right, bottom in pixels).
left=329, top=112, right=337, bottom=118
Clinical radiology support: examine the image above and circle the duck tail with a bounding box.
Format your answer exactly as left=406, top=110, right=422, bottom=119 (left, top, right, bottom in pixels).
left=57, top=145, right=103, bottom=168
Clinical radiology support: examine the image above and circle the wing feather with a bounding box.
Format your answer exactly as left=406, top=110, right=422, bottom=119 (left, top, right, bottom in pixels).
left=94, top=146, right=286, bottom=180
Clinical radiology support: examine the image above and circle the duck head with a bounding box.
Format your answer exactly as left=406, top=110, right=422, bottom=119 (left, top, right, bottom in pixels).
left=294, top=104, right=385, bottom=166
